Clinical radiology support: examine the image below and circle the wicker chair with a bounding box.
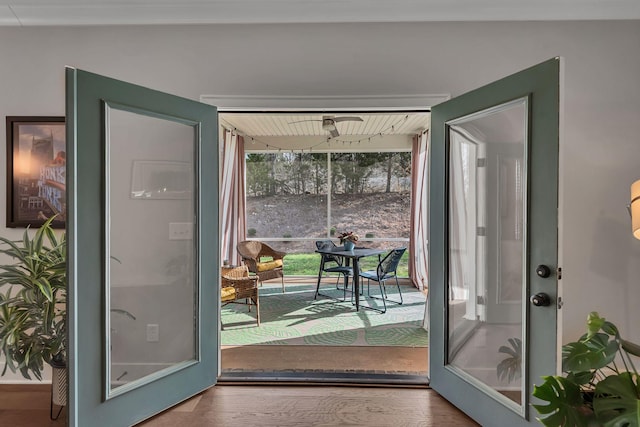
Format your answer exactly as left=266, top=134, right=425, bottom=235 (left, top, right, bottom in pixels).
left=237, top=240, right=286, bottom=292
left=221, top=265, right=260, bottom=326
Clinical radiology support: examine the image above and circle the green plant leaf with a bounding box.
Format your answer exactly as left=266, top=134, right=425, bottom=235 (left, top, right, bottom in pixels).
left=586, top=312, right=620, bottom=339
left=587, top=312, right=606, bottom=338
left=593, top=373, right=640, bottom=427
left=567, top=370, right=596, bottom=386
left=533, top=375, right=592, bottom=427
left=41, top=216, right=59, bottom=248
left=34, top=277, right=53, bottom=302
left=563, top=333, right=619, bottom=373
left=602, top=321, right=620, bottom=338
left=0, top=218, right=66, bottom=380
left=33, top=224, right=46, bottom=256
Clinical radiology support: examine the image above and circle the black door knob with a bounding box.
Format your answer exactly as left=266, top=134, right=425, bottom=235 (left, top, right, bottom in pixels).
left=536, top=265, right=551, bottom=278
left=530, top=293, right=551, bottom=307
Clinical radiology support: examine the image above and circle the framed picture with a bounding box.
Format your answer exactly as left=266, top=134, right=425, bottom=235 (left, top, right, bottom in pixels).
left=6, top=116, right=66, bottom=228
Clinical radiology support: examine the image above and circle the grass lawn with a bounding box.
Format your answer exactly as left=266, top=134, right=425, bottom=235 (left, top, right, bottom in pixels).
left=283, top=251, right=410, bottom=277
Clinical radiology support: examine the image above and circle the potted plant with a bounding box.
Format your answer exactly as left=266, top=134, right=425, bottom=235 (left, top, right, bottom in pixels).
left=533, top=312, right=640, bottom=426
left=0, top=217, right=67, bottom=408
left=337, top=231, right=359, bottom=251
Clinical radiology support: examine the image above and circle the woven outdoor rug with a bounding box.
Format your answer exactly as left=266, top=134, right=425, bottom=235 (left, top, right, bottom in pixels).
left=221, top=282, right=428, bottom=347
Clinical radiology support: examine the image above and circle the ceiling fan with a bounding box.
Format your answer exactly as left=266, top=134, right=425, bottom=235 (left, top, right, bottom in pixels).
left=290, top=115, right=363, bottom=137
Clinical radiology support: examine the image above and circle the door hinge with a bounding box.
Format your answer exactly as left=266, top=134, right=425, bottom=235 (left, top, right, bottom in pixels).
left=477, top=158, right=486, bottom=167
left=477, top=227, right=486, bottom=236
left=476, top=295, right=485, bottom=305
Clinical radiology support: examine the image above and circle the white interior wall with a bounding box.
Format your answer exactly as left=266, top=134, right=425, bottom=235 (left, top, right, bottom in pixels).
left=0, top=21, right=639, bottom=383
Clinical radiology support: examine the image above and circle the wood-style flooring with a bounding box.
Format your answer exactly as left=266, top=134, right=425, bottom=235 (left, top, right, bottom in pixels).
left=0, top=384, right=479, bottom=426
left=140, top=385, right=479, bottom=426
left=0, top=280, right=451, bottom=426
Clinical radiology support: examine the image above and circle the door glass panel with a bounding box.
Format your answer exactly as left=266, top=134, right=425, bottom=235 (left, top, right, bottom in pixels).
left=107, top=106, right=197, bottom=396
left=447, top=98, right=527, bottom=409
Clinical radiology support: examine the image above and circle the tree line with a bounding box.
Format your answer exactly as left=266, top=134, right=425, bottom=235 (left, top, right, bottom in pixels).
left=246, top=152, right=411, bottom=197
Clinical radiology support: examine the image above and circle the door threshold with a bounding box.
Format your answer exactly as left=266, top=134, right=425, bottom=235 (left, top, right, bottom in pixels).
left=218, top=371, right=430, bottom=387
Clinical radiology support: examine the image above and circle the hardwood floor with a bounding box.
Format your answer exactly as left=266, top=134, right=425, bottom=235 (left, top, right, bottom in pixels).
left=0, top=384, right=62, bottom=427
left=0, top=281, right=449, bottom=426
left=0, top=384, right=479, bottom=426
left=140, top=385, right=480, bottom=427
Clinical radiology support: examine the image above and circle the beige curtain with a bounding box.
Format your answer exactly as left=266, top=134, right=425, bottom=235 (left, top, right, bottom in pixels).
left=410, top=131, right=429, bottom=291
left=220, top=129, right=246, bottom=266
left=449, top=134, right=467, bottom=299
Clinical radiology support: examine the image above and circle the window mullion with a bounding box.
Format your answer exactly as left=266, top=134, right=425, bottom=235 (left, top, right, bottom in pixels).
left=327, top=152, right=332, bottom=238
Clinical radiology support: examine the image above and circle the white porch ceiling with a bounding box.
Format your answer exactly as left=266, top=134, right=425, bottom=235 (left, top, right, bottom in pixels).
left=1, top=0, right=638, bottom=26
left=220, top=112, right=430, bottom=138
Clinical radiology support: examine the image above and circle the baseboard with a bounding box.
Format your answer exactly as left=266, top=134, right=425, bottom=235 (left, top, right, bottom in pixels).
left=0, top=383, right=51, bottom=390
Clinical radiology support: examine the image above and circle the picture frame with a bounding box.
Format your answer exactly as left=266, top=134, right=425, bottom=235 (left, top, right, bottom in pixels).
left=6, top=116, right=66, bottom=228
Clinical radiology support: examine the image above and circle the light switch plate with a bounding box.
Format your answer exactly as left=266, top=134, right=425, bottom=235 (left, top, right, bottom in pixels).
left=146, top=324, right=159, bottom=342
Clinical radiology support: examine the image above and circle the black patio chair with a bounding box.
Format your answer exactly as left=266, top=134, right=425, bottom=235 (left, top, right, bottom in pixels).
left=357, top=247, right=406, bottom=313
left=314, top=240, right=353, bottom=301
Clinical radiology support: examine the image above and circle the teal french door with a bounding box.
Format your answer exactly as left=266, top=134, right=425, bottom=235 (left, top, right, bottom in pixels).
left=429, top=58, right=560, bottom=426
left=66, top=68, right=219, bottom=426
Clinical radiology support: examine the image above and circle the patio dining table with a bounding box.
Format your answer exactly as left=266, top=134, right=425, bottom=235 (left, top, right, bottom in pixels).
left=314, top=246, right=386, bottom=312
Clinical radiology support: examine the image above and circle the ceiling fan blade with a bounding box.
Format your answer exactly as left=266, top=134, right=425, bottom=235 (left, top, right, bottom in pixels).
left=288, top=119, right=322, bottom=124
left=332, top=116, right=363, bottom=123
left=329, top=128, right=340, bottom=138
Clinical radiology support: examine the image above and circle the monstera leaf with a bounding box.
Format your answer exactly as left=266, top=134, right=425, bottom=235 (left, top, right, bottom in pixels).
left=587, top=311, right=620, bottom=339
left=535, top=313, right=640, bottom=427
left=533, top=375, right=594, bottom=427
left=563, top=333, right=619, bottom=373
left=566, top=370, right=597, bottom=387
left=593, top=373, right=640, bottom=427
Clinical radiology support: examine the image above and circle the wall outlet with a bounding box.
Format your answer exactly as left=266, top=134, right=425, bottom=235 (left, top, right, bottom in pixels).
left=146, top=324, right=159, bottom=342
left=169, top=222, right=193, bottom=240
